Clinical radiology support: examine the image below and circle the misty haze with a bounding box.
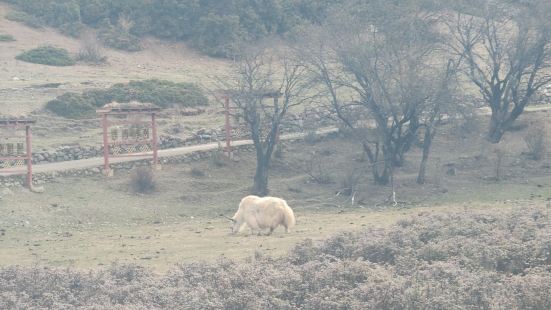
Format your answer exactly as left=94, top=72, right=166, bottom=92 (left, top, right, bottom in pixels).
left=0, top=0, right=551, bottom=309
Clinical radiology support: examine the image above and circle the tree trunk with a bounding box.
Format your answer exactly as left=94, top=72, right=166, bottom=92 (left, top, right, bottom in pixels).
left=253, top=157, right=269, bottom=196
left=372, top=159, right=391, bottom=185
left=417, top=128, right=434, bottom=184
left=488, top=114, right=506, bottom=144
left=253, top=160, right=268, bottom=197
left=393, top=150, right=405, bottom=167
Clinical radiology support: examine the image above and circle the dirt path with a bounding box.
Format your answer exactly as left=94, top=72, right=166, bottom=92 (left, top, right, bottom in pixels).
left=0, top=128, right=338, bottom=176
left=2, top=103, right=550, bottom=177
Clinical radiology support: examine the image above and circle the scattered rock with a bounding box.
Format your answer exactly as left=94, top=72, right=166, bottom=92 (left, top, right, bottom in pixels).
left=1, top=188, right=13, bottom=196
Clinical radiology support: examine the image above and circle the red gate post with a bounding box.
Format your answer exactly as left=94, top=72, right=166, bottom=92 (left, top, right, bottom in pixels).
left=0, top=118, right=36, bottom=190
left=25, top=124, right=32, bottom=187
left=224, top=96, right=232, bottom=157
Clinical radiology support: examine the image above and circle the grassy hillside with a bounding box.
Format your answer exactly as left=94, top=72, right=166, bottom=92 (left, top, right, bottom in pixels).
left=0, top=2, right=230, bottom=149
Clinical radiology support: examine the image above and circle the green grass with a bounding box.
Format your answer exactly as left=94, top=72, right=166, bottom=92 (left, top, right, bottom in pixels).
left=0, top=34, right=15, bottom=42
left=16, top=45, right=75, bottom=66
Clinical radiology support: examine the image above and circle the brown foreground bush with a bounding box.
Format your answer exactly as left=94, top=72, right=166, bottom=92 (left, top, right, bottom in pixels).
left=1, top=206, right=550, bottom=309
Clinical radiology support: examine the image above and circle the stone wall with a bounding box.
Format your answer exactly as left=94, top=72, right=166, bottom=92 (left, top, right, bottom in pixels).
left=1, top=144, right=258, bottom=188
left=31, top=133, right=213, bottom=165
left=29, top=108, right=336, bottom=165
left=535, top=84, right=551, bottom=105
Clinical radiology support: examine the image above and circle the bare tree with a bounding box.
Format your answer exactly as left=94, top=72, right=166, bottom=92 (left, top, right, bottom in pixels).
left=218, top=47, right=309, bottom=196
left=416, top=59, right=459, bottom=184
left=447, top=2, right=551, bottom=143
left=78, top=31, right=107, bottom=64
left=297, top=7, right=457, bottom=186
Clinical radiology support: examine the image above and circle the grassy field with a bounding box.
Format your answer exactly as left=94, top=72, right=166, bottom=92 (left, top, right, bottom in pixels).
left=2, top=127, right=551, bottom=271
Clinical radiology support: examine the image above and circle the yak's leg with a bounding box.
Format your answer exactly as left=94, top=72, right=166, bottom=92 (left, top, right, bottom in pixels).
left=265, top=227, right=275, bottom=236
left=250, top=227, right=259, bottom=236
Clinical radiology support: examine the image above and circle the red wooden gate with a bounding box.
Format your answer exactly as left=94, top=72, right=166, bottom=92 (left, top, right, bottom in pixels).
left=96, top=103, right=161, bottom=176
left=0, top=118, right=35, bottom=187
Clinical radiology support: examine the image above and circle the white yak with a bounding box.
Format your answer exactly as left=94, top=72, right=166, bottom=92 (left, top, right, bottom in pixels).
left=230, top=195, right=295, bottom=235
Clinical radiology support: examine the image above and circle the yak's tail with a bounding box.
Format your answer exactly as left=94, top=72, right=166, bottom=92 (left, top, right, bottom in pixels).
left=283, top=201, right=296, bottom=232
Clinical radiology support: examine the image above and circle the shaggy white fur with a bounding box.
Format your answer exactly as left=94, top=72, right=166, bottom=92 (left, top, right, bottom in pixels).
left=231, top=195, right=295, bottom=235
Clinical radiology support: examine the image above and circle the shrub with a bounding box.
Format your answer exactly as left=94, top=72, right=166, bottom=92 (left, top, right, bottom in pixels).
left=273, top=144, right=284, bottom=159
left=98, top=25, right=142, bottom=52
left=45, top=93, right=96, bottom=119
left=5, top=10, right=42, bottom=28
left=190, top=167, right=206, bottom=178
left=303, top=130, right=319, bottom=145
left=77, top=33, right=107, bottom=64
left=46, top=79, right=208, bottom=118
left=191, top=13, right=243, bottom=57
left=304, top=152, right=333, bottom=184
left=339, top=168, right=361, bottom=198
left=524, top=126, right=546, bottom=161
left=130, top=167, right=155, bottom=193
left=16, top=46, right=75, bottom=66
left=209, top=150, right=227, bottom=168
left=494, top=148, right=506, bottom=181
left=110, top=80, right=209, bottom=108
left=6, top=0, right=81, bottom=35
left=0, top=34, right=15, bottom=42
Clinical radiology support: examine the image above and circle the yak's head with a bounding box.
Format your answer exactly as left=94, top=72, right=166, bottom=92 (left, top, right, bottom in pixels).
left=225, top=216, right=239, bottom=234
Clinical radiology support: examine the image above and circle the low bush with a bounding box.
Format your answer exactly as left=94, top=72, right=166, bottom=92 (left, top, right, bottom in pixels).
left=524, top=126, right=546, bottom=161
left=16, top=46, right=75, bottom=66
left=109, top=80, right=209, bottom=108
left=77, top=33, right=107, bottom=64
left=339, top=168, right=361, bottom=197
left=5, top=10, right=42, bottom=28
left=273, top=144, right=284, bottom=159
left=46, top=79, right=209, bottom=118
left=209, top=150, right=227, bottom=168
left=304, top=152, right=333, bottom=184
left=0, top=34, right=15, bottom=42
left=190, top=13, right=242, bottom=57
left=45, top=92, right=96, bottom=119
left=190, top=167, right=206, bottom=178
left=303, top=130, right=319, bottom=145
left=98, top=25, right=142, bottom=52
left=130, top=167, right=156, bottom=193
left=0, top=206, right=550, bottom=308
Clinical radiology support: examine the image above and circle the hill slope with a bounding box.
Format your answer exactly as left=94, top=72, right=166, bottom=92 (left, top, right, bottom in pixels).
left=0, top=3, right=229, bottom=116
